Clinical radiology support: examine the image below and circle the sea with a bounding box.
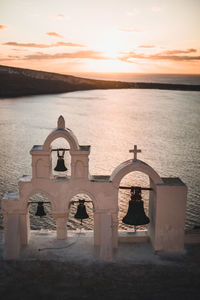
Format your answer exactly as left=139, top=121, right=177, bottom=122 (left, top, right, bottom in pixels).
left=0, top=73, right=200, bottom=231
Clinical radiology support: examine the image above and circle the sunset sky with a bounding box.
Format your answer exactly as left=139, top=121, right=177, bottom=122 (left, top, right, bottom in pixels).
left=0, top=0, right=199, bottom=74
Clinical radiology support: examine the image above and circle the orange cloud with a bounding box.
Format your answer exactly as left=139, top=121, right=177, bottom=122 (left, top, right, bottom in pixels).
left=139, top=45, right=155, bottom=48
left=46, top=32, right=64, bottom=38
left=0, top=25, right=8, bottom=30
left=56, top=14, right=64, bottom=18
left=120, top=48, right=200, bottom=62
left=23, top=50, right=110, bottom=60
left=160, top=49, right=197, bottom=55
left=0, top=55, right=20, bottom=61
left=3, top=41, right=85, bottom=48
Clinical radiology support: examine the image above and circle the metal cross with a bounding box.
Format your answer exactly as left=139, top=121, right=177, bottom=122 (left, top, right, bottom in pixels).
left=129, top=145, right=141, bottom=160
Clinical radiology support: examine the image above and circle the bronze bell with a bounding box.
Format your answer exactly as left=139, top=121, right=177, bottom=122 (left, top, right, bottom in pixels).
left=74, top=199, right=89, bottom=223
left=35, top=202, right=46, bottom=217
left=54, top=149, right=67, bottom=172
left=122, top=187, right=150, bottom=226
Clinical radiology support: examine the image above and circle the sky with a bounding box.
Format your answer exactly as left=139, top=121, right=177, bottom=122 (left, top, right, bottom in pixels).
left=0, top=0, right=200, bottom=74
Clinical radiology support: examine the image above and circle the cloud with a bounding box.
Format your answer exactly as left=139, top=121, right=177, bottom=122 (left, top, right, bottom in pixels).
left=56, top=14, right=64, bottom=18
left=139, top=45, right=155, bottom=48
left=8, top=55, right=20, bottom=59
left=118, top=27, right=141, bottom=33
left=160, top=48, right=197, bottom=55
left=57, top=42, right=85, bottom=47
left=0, top=55, right=20, bottom=61
left=0, top=25, right=8, bottom=30
left=151, top=54, right=200, bottom=61
left=120, top=48, right=200, bottom=62
left=23, top=50, right=110, bottom=61
left=46, top=32, right=64, bottom=38
left=3, top=41, right=85, bottom=48
left=119, top=51, right=145, bottom=62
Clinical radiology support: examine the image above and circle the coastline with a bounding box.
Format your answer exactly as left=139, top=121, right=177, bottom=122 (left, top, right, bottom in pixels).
left=0, top=65, right=200, bottom=98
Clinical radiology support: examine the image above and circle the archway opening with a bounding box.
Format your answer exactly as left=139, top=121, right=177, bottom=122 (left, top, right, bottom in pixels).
left=51, top=137, right=71, bottom=177
left=28, top=193, right=56, bottom=230
left=68, top=193, right=94, bottom=232
left=118, top=171, right=150, bottom=232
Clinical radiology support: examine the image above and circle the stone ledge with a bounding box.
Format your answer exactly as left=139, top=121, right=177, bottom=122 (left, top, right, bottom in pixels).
left=118, top=230, right=150, bottom=243
left=161, top=177, right=186, bottom=186
left=90, top=175, right=111, bottom=182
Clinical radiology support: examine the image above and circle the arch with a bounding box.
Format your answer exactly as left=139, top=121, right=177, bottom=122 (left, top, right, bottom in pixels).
left=66, top=188, right=97, bottom=210
left=21, top=188, right=56, bottom=211
left=43, top=128, right=79, bottom=152
left=110, top=159, right=163, bottom=188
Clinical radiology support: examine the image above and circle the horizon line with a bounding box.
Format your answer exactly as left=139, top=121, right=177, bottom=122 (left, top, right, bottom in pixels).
left=0, top=64, right=200, bottom=76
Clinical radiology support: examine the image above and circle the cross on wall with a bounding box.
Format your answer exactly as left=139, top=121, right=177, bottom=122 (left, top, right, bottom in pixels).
left=129, top=145, right=141, bottom=160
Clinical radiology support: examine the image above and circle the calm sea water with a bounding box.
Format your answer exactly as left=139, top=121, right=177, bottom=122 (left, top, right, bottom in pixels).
left=74, top=72, right=200, bottom=85
left=0, top=74, right=200, bottom=231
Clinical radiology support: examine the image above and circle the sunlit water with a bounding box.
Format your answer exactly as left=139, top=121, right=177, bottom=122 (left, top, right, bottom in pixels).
left=0, top=88, right=199, bottom=230
left=75, top=72, right=200, bottom=85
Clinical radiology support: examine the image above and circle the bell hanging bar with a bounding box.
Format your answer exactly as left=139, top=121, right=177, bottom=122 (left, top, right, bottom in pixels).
left=51, top=148, right=70, bottom=152
left=119, top=186, right=152, bottom=191
left=71, top=200, right=92, bottom=204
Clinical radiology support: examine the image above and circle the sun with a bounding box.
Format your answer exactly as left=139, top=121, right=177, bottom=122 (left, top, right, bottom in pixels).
left=87, top=29, right=131, bottom=72
left=96, top=29, right=124, bottom=59
left=101, top=39, right=122, bottom=59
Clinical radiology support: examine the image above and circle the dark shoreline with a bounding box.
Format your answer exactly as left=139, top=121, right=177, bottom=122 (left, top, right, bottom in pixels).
left=0, top=65, right=200, bottom=98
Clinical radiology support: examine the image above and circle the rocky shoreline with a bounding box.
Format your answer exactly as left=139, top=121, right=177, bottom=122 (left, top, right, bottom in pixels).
left=1, top=65, right=200, bottom=98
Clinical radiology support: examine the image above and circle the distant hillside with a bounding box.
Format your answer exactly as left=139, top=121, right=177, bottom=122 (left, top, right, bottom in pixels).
left=0, top=65, right=199, bottom=98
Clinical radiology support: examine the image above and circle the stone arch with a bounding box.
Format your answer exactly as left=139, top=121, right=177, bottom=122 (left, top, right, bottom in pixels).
left=28, top=192, right=55, bottom=229
left=21, top=188, right=56, bottom=211
left=66, top=188, right=97, bottom=210
left=110, top=159, right=163, bottom=246
left=43, top=129, right=79, bottom=152
left=110, top=159, right=163, bottom=188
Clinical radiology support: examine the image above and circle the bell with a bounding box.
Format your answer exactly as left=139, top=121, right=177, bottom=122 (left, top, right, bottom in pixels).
left=74, top=199, right=89, bottom=222
left=35, top=202, right=46, bottom=217
left=122, top=187, right=150, bottom=226
left=54, top=149, right=67, bottom=172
